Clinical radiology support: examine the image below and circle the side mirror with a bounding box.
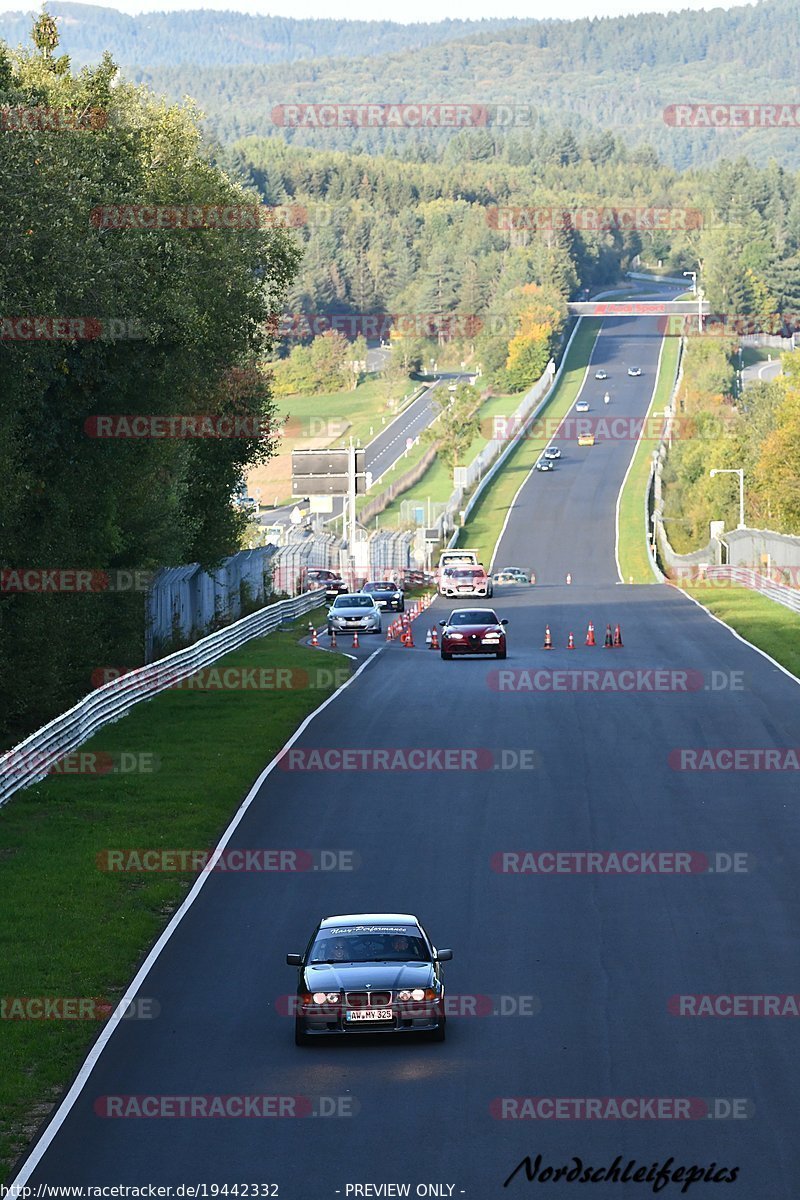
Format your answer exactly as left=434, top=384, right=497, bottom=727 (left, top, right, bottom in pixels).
left=501, top=619, right=509, bottom=625
left=436, top=948, right=453, bottom=962
left=286, top=953, right=302, bottom=966
left=439, top=620, right=446, bottom=627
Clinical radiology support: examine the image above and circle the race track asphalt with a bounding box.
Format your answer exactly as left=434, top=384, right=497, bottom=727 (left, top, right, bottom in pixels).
left=14, top=315, right=800, bottom=1199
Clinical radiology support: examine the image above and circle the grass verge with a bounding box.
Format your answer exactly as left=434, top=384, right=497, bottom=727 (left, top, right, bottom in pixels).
left=616, top=334, right=681, bottom=583
left=454, top=320, right=602, bottom=566
left=0, top=611, right=349, bottom=1180
left=373, top=393, right=525, bottom=528
left=678, top=584, right=800, bottom=680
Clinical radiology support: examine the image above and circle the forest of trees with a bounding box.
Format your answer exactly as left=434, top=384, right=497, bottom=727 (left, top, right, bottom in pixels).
left=2, top=0, right=799, bottom=167
left=0, top=17, right=300, bottom=746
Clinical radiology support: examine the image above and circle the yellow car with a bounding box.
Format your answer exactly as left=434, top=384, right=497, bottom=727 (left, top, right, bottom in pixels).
left=577, top=434, right=595, bottom=447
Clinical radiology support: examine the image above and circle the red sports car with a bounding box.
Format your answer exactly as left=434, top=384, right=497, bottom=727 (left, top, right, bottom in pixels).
left=439, top=608, right=508, bottom=660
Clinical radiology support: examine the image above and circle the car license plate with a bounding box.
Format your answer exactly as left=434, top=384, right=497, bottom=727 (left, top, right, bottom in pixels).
left=346, top=1009, right=393, bottom=1021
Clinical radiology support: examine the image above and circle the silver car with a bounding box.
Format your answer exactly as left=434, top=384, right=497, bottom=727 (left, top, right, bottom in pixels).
left=327, top=594, right=382, bottom=635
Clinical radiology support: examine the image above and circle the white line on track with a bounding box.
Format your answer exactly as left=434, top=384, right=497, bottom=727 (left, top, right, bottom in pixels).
left=489, top=326, right=599, bottom=573
left=668, top=584, right=800, bottom=688
left=8, top=646, right=385, bottom=1187
left=614, top=336, right=665, bottom=584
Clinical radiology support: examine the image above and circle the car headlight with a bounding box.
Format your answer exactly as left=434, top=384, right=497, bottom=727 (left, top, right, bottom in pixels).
left=447, top=632, right=463, bottom=640
left=484, top=633, right=500, bottom=640
left=311, top=991, right=341, bottom=1004
left=398, top=988, right=431, bottom=1002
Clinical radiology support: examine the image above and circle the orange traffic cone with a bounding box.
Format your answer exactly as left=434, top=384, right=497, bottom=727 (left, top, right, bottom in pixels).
left=430, top=628, right=439, bottom=650
left=566, top=572, right=572, bottom=585
left=330, top=629, right=337, bottom=648
left=567, top=632, right=575, bottom=650
left=543, top=624, right=553, bottom=650
left=603, top=624, right=613, bottom=648
left=352, top=630, right=360, bottom=649
left=613, top=623, right=623, bottom=648
left=386, top=625, right=394, bottom=642
left=530, top=572, right=536, bottom=585
left=585, top=622, right=596, bottom=647
left=405, top=624, right=415, bottom=647
left=310, top=626, right=319, bottom=647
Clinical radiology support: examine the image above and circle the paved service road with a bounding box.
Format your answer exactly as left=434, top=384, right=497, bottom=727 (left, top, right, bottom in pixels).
left=14, top=312, right=800, bottom=1198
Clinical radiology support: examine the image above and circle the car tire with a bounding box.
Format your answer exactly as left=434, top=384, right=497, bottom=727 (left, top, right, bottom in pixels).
left=441, top=650, right=452, bottom=660
left=327, top=626, right=333, bottom=636
left=398, top=602, right=404, bottom=612
left=496, top=649, right=507, bottom=660
left=294, top=1019, right=311, bottom=1047
left=429, top=1016, right=446, bottom=1042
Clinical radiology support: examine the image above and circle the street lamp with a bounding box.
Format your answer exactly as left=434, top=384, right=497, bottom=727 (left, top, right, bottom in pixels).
left=682, top=271, right=697, bottom=294
left=710, top=468, right=745, bottom=530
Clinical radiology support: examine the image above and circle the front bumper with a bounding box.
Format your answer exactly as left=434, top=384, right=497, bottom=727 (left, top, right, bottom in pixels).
left=443, top=637, right=505, bottom=655
left=298, top=1002, right=443, bottom=1037
left=329, top=617, right=380, bottom=631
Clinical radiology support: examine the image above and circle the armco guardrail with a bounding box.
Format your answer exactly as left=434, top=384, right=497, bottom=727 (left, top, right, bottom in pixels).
left=0, top=589, right=325, bottom=808
left=697, top=567, right=800, bottom=615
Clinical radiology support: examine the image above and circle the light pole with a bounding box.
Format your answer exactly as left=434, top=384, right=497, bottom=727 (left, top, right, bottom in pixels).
left=709, top=468, right=745, bottom=530
left=683, top=271, right=703, bottom=332
left=683, top=271, right=697, bottom=294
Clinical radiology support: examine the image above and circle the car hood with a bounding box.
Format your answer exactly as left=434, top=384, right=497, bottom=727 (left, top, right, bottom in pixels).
left=302, top=962, right=436, bottom=990
left=365, top=588, right=399, bottom=599
left=330, top=605, right=378, bottom=616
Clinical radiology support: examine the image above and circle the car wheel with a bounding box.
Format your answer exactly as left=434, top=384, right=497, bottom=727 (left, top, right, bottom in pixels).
left=441, top=650, right=452, bottom=660
left=327, top=626, right=333, bottom=636
left=496, top=648, right=507, bottom=660
left=398, top=602, right=404, bottom=612
left=294, top=1019, right=311, bottom=1047
left=429, top=1016, right=446, bottom=1042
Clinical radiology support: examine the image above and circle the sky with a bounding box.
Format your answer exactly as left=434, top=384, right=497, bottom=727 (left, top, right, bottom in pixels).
left=0, top=0, right=752, bottom=22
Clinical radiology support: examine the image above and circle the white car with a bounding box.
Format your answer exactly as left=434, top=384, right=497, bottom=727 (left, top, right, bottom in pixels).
left=575, top=400, right=590, bottom=413
left=594, top=370, right=608, bottom=380
left=627, top=366, right=642, bottom=377
left=535, top=459, right=554, bottom=472
left=544, top=446, right=561, bottom=459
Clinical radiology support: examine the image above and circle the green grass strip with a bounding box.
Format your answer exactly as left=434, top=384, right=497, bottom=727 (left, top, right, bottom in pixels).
left=455, top=320, right=602, bottom=566
left=678, top=584, right=800, bottom=680
left=0, top=613, right=350, bottom=1178
left=616, top=334, right=681, bottom=583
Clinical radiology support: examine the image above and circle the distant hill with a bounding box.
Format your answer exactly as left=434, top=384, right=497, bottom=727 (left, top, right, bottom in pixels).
left=0, top=3, right=524, bottom=67
left=3, top=0, right=800, bottom=167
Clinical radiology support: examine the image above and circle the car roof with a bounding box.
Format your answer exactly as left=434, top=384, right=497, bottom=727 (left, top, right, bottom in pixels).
left=320, top=913, right=419, bottom=928
left=363, top=580, right=395, bottom=587
left=447, top=607, right=497, bottom=617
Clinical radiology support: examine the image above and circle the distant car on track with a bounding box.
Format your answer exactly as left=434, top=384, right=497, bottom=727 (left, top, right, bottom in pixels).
left=575, top=400, right=590, bottom=412
left=535, top=459, right=554, bottom=471
left=544, top=446, right=561, bottom=459
left=594, top=370, right=608, bottom=380
left=493, top=567, right=529, bottom=586
left=440, top=565, right=493, bottom=599
left=578, top=433, right=596, bottom=447
left=627, top=366, right=642, bottom=377
left=287, top=912, right=452, bottom=1045
left=439, top=607, right=508, bottom=660
left=361, top=580, right=404, bottom=612
left=327, top=594, right=381, bottom=635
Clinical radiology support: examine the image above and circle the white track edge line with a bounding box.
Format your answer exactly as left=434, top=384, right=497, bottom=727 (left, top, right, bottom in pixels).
left=669, top=584, right=800, bottom=688
left=9, top=645, right=385, bottom=1186
left=614, top=336, right=665, bottom=584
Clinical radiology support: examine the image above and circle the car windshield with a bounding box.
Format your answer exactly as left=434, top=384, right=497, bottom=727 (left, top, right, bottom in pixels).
left=309, top=931, right=429, bottom=963
left=449, top=610, right=498, bottom=626
left=452, top=568, right=482, bottom=579
left=364, top=582, right=394, bottom=591
left=333, top=595, right=373, bottom=608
